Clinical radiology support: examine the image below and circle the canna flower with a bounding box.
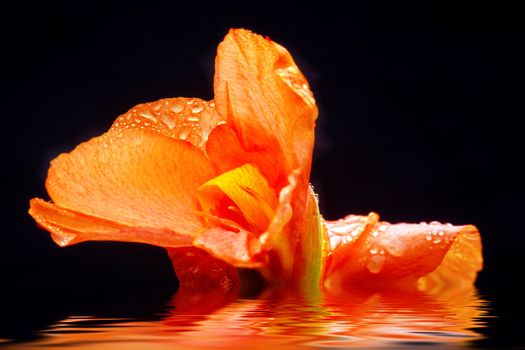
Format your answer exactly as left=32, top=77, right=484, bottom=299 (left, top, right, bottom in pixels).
left=28, top=29, right=482, bottom=293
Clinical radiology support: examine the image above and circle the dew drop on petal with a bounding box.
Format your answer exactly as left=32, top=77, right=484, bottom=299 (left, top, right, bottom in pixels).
left=179, top=129, right=189, bottom=140
left=160, top=115, right=176, bottom=130
left=170, top=102, right=184, bottom=114
left=139, top=111, right=158, bottom=123
left=191, top=103, right=204, bottom=114
left=51, top=230, right=76, bottom=247
left=385, top=238, right=407, bottom=257
left=330, top=226, right=351, bottom=235
left=367, top=254, right=385, bottom=274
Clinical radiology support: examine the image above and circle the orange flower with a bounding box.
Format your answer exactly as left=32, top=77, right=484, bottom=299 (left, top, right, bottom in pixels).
left=28, top=29, right=482, bottom=293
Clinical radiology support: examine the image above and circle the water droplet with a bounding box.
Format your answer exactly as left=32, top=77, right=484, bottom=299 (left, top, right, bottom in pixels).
left=426, top=234, right=433, bottom=241
left=187, top=115, right=200, bottom=122
left=379, top=248, right=385, bottom=255
left=438, top=230, right=444, bottom=236
left=430, top=221, right=441, bottom=225
left=370, top=248, right=378, bottom=255
left=134, top=118, right=141, bottom=123
left=433, top=237, right=442, bottom=244
left=138, top=112, right=158, bottom=123
left=208, top=101, right=215, bottom=108
left=160, top=115, right=176, bottom=130
left=331, top=226, right=351, bottom=235
left=186, top=99, right=195, bottom=105
left=384, top=238, right=407, bottom=257
left=371, top=230, right=379, bottom=237
left=342, top=236, right=353, bottom=244
left=191, top=103, right=204, bottom=113
left=171, top=103, right=184, bottom=113
left=367, top=255, right=385, bottom=274
left=419, top=221, right=428, bottom=226
left=378, top=225, right=388, bottom=232
left=51, top=231, right=76, bottom=247
left=179, top=129, right=189, bottom=140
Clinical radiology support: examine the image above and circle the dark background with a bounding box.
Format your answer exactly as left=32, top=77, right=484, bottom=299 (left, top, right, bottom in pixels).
left=2, top=1, right=524, bottom=348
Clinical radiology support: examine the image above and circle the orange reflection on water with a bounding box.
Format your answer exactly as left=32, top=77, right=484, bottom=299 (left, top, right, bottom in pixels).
left=7, top=285, right=488, bottom=350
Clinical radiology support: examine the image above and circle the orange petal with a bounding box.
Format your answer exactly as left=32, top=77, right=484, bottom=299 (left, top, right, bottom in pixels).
left=214, top=28, right=317, bottom=176
left=198, top=163, right=277, bottom=234
left=43, top=128, right=215, bottom=237
left=29, top=198, right=193, bottom=247
left=111, top=97, right=223, bottom=150
left=323, top=215, right=483, bottom=290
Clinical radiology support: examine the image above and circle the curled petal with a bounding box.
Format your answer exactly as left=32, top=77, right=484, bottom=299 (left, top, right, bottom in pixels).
left=40, top=129, right=215, bottom=238
left=29, top=198, right=194, bottom=247
left=323, top=215, right=483, bottom=290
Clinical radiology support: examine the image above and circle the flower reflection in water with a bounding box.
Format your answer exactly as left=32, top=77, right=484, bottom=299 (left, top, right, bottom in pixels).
left=5, top=285, right=488, bottom=350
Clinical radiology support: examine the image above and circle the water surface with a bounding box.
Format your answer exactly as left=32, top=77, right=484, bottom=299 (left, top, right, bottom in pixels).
left=0, top=285, right=489, bottom=349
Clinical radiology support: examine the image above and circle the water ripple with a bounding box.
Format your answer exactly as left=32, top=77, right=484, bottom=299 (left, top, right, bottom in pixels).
left=1, top=285, right=489, bottom=349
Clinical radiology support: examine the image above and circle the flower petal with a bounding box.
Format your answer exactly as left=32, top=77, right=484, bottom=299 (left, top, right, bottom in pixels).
left=323, top=215, right=483, bottom=290
left=111, top=98, right=223, bottom=150
left=29, top=198, right=194, bottom=247
left=214, top=28, right=317, bottom=177
left=44, top=128, right=216, bottom=236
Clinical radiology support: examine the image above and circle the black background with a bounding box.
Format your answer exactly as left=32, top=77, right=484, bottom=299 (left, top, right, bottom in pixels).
left=2, top=1, right=524, bottom=348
